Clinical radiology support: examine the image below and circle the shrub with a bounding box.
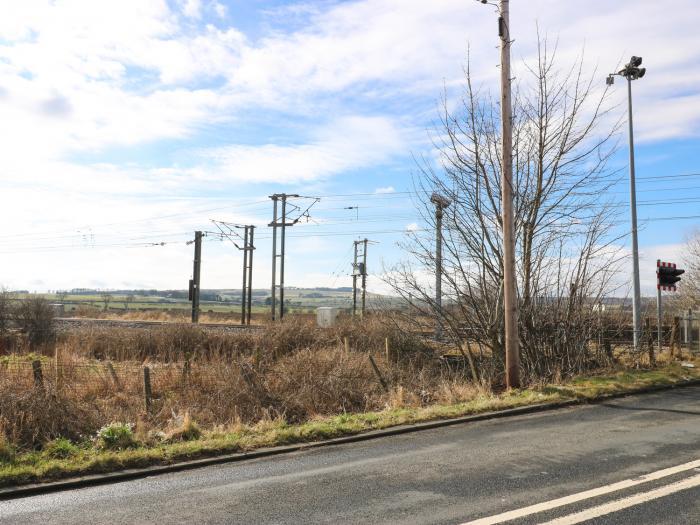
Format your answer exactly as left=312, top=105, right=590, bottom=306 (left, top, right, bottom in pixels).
left=0, top=288, right=14, bottom=335
left=14, top=297, right=55, bottom=348
left=0, top=383, right=99, bottom=448
left=43, top=437, right=79, bottom=459
left=96, top=423, right=136, bottom=450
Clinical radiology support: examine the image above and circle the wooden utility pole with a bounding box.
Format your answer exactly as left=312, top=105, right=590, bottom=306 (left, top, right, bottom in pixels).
left=190, top=230, right=202, bottom=324
left=499, top=0, right=520, bottom=388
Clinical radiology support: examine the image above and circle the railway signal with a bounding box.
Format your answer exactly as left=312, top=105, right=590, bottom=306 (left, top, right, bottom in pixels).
left=657, top=261, right=684, bottom=291
left=655, top=260, right=684, bottom=359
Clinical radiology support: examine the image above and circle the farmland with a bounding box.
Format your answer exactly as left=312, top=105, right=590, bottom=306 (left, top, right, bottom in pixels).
left=27, top=287, right=395, bottom=320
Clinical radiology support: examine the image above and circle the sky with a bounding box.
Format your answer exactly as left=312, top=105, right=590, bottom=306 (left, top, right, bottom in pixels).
left=0, top=0, right=699, bottom=296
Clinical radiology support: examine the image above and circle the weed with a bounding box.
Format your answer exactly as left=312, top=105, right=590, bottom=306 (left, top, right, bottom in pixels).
left=165, top=412, right=201, bottom=442
left=96, top=423, right=136, bottom=450
left=43, top=438, right=79, bottom=459
left=0, top=431, right=14, bottom=464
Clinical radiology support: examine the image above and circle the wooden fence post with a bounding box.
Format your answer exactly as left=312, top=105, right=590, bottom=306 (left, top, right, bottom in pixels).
left=182, top=359, right=190, bottom=389
left=604, top=339, right=613, bottom=361
left=106, top=362, right=121, bottom=390
left=143, top=366, right=152, bottom=414
left=459, top=342, right=479, bottom=383
left=32, top=360, right=43, bottom=388
left=672, top=316, right=681, bottom=359
left=343, top=336, right=349, bottom=354
left=368, top=355, right=389, bottom=393
left=645, top=318, right=655, bottom=367
left=54, top=346, right=61, bottom=391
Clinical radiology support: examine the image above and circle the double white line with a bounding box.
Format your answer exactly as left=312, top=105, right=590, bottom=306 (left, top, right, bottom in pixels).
left=461, top=458, right=700, bottom=525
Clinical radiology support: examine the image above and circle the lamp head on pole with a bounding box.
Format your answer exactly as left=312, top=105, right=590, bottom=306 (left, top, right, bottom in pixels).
left=607, top=55, right=647, bottom=85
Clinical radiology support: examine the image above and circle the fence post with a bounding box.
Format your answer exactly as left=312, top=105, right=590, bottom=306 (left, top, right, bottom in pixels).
left=54, top=346, right=60, bottom=392
left=368, top=355, right=389, bottom=393
left=645, top=318, right=655, bottom=367
left=106, top=361, right=121, bottom=390
left=385, top=337, right=391, bottom=363
left=182, top=359, right=190, bottom=389
left=143, top=366, right=152, bottom=414
left=604, top=338, right=613, bottom=361
left=343, top=336, right=349, bottom=354
left=672, top=316, right=681, bottom=359
left=459, top=342, right=479, bottom=383
left=32, top=360, right=43, bottom=388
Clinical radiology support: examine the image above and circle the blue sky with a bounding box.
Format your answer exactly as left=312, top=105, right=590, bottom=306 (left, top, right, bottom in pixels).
left=0, top=0, right=699, bottom=296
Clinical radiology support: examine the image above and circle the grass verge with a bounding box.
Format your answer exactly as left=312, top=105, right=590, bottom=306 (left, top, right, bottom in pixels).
left=1, top=360, right=698, bottom=488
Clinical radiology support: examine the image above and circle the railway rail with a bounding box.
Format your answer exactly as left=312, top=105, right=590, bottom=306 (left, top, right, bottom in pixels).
left=54, top=317, right=264, bottom=332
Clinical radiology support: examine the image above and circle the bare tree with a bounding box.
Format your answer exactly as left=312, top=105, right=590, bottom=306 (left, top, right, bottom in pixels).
left=101, top=292, right=113, bottom=312
left=0, top=287, right=15, bottom=335
left=56, top=291, right=68, bottom=305
left=387, top=39, right=626, bottom=383
left=124, top=294, right=135, bottom=311
left=15, top=297, right=55, bottom=348
left=679, top=230, right=700, bottom=308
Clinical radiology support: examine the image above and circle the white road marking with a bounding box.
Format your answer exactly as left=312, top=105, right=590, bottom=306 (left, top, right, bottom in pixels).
left=460, top=458, right=700, bottom=525
left=539, top=473, right=700, bottom=524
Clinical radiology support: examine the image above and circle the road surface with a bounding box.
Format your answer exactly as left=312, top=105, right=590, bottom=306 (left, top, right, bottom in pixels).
left=1, top=386, right=699, bottom=524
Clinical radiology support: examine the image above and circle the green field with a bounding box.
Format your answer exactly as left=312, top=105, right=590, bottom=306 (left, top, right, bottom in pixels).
left=25, top=287, right=399, bottom=316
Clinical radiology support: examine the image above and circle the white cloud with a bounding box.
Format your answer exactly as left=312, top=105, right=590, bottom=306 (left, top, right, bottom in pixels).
left=181, top=0, right=202, bottom=19
left=375, top=186, right=395, bottom=194
left=199, top=116, right=406, bottom=184
left=213, top=2, right=227, bottom=19
left=0, top=0, right=698, bottom=291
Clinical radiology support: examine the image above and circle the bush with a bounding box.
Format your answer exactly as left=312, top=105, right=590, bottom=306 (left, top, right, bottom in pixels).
left=96, top=423, right=136, bottom=450
left=43, top=437, right=79, bottom=459
left=15, top=297, right=55, bottom=348
left=0, top=383, right=99, bottom=448
left=0, top=289, right=14, bottom=335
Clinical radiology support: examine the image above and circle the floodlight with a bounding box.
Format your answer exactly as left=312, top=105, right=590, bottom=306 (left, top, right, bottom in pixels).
left=606, top=75, right=615, bottom=86
left=630, top=56, right=642, bottom=67
left=637, top=68, right=646, bottom=78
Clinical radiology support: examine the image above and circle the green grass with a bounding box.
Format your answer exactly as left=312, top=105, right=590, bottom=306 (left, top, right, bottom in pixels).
left=1, top=360, right=698, bottom=489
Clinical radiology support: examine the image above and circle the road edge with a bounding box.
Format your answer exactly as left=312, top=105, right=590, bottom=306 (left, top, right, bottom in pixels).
left=2, top=378, right=699, bottom=500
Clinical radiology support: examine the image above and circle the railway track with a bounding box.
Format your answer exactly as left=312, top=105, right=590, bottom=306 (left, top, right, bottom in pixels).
left=54, top=317, right=264, bottom=332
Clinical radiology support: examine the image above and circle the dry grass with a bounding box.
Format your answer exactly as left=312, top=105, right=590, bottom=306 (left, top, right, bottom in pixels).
left=3, top=314, right=692, bottom=462
left=2, top=360, right=698, bottom=488
left=0, top=316, right=452, bottom=450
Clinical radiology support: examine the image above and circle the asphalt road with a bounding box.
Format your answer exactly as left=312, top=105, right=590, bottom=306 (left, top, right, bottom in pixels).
left=2, top=387, right=699, bottom=524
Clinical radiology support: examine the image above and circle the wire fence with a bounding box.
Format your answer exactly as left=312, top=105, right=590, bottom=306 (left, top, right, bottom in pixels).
left=0, top=350, right=393, bottom=442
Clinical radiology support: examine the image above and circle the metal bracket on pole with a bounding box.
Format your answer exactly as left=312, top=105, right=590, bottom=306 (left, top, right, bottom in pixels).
left=269, top=194, right=319, bottom=321
left=209, top=220, right=256, bottom=325
left=352, top=239, right=374, bottom=318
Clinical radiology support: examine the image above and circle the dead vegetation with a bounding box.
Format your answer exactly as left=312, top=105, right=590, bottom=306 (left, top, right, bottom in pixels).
left=0, top=316, right=482, bottom=451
